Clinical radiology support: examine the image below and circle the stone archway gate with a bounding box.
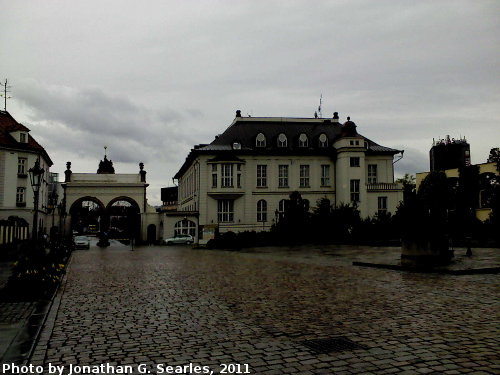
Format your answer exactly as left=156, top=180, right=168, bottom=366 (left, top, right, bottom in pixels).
left=62, top=166, right=154, bottom=242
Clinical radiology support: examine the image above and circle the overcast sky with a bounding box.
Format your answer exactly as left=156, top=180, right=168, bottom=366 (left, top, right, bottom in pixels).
left=1, top=0, right=499, bottom=205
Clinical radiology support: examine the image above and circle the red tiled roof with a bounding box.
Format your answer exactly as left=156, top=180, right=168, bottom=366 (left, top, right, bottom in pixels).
left=0, top=110, right=53, bottom=166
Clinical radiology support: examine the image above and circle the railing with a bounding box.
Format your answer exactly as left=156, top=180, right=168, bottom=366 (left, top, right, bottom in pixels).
left=366, top=182, right=402, bottom=192
left=0, top=221, right=29, bottom=246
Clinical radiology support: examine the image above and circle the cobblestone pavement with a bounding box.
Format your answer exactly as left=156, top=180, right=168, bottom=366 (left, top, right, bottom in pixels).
left=29, top=244, right=499, bottom=374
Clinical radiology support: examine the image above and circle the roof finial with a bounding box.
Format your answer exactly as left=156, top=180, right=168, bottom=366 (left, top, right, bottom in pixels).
left=347, top=116, right=350, bottom=121
left=104, top=145, right=107, bottom=157
left=317, top=93, right=323, bottom=118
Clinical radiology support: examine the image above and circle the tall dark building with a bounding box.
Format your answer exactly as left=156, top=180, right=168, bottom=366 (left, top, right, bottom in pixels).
left=430, top=135, right=470, bottom=171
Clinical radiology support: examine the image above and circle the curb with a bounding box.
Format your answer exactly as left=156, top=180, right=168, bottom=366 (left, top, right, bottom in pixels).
left=352, top=261, right=500, bottom=275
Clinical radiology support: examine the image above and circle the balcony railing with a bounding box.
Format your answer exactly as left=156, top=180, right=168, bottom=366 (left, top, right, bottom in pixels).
left=366, top=182, right=402, bottom=192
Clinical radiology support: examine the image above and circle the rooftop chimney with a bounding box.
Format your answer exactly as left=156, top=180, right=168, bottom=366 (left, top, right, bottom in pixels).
left=332, top=112, right=339, bottom=123
left=235, top=110, right=241, bottom=117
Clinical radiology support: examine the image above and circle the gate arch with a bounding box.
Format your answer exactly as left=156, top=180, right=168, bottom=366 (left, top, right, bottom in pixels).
left=106, top=196, right=141, bottom=240
left=69, top=196, right=106, bottom=235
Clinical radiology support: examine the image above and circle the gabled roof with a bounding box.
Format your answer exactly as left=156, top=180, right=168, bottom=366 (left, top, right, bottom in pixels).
left=174, top=115, right=402, bottom=179
left=0, top=110, right=53, bottom=166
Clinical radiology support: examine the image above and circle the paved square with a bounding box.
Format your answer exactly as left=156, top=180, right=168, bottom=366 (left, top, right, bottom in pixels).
left=31, top=244, right=499, bottom=374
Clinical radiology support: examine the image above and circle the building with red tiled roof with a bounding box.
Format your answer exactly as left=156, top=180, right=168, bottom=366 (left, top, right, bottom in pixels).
left=0, top=110, right=54, bottom=242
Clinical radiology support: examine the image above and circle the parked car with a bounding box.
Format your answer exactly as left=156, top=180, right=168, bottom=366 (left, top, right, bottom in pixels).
left=74, top=235, right=90, bottom=249
left=164, top=234, right=194, bottom=245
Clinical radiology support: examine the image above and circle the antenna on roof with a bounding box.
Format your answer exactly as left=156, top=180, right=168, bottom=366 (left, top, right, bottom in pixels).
left=317, top=93, right=323, bottom=118
left=0, top=79, right=12, bottom=111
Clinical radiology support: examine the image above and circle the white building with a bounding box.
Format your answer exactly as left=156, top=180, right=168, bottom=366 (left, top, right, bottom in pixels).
left=172, top=111, right=404, bottom=244
left=0, top=110, right=53, bottom=243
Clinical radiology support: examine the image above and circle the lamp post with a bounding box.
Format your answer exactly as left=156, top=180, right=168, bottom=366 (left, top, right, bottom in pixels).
left=48, top=190, right=59, bottom=243
left=57, top=200, right=66, bottom=242
left=28, top=157, right=45, bottom=242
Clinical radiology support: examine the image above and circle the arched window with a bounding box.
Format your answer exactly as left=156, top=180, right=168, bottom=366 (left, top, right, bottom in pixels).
left=256, top=133, right=266, bottom=147
left=299, top=133, right=309, bottom=147
left=319, top=133, right=328, bottom=147
left=277, top=199, right=288, bottom=221
left=257, top=200, right=267, bottom=222
left=174, top=219, right=196, bottom=237
left=277, top=133, right=287, bottom=147
left=303, top=199, right=310, bottom=212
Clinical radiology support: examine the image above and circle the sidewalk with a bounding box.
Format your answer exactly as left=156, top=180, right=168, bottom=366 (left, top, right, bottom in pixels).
left=0, top=262, right=37, bottom=363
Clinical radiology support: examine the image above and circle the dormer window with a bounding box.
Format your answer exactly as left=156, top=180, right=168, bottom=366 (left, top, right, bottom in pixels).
left=256, top=133, right=266, bottom=147
left=319, top=133, right=328, bottom=148
left=20, top=132, right=27, bottom=143
left=298, top=133, right=308, bottom=147
left=232, top=142, right=241, bottom=150
left=277, top=133, right=287, bottom=147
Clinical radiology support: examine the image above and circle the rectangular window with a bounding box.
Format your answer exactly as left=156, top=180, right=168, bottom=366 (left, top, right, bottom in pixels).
left=257, top=165, right=267, bottom=187
left=211, top=164, right=217, bottom=172
left=237, top=174, right=241, bottom=188
left=16, top=187, right=25, bottom=203
left=278, top=165, right=288, bottom=187
left=350, top=157, right=360, bottom=167
left=221, top=164, right=233, bottom=187
left=217, top=199, right=234, bottom=222
left=368, top=164, right=378, bottom=184
left=20, top=133, right=27, bottom=143
left=300, top=165, right=310, bottom=187
left=350, top=179, right=360, bottom=202
left=212, top=173, right=217, bottom=188
left=17, top=157, right=27, bottom=175
left=321, top=165, right=330, bottom=186
left=378, top=196, right=388, bottom=214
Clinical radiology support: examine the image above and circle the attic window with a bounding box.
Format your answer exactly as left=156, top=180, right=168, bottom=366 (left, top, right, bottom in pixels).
left=299, top=133, right=308, bottom=147
left=319, top=133, right=328, bottom=148
left=20, top=133, right=27, bottom=143
left=256, top=133, right=266, bottom=147
left=233, top=142, right=241, bottom=150
left=277, top=133, right=287, bottom=147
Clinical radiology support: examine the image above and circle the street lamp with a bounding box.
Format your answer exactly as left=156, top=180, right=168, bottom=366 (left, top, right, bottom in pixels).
left=28, top=157, right=45, bottom=242
left=57, top=200, right=66, bottom=241
left=48, top=190, right=59, bottom=242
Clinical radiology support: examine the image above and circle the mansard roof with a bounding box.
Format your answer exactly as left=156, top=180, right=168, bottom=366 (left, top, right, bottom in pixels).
left=174, top=115, right=401, bottom=179
left=0, top=110, right=53, bottom=165
left=205, top=117, right=342, bottom=150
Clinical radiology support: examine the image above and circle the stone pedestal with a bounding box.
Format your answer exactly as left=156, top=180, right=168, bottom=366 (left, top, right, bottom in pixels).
left=401, top=237, right=453, bottom=267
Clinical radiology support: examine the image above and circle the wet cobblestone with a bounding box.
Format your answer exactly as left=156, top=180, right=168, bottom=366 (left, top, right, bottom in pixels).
left=31, top=245, right=499, bottom=374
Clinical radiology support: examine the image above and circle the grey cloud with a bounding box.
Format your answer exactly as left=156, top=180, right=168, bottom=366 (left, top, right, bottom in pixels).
left=393, top=146, right=429, bottom=177
left=16, top=80, right=202, bottom=164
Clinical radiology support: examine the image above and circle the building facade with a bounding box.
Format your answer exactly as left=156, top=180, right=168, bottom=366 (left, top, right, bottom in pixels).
left=416, top=161, right=499, bottom=222
left=61, top=158, right=159, bottom=243
left=0, top=110, right=53, bottom=243
left=430, top=136, right=470, bottom=171
left=173, top=111, right=404, bottom=244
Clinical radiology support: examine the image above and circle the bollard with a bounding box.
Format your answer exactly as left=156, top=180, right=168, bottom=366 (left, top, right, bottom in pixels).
left=465, top=237, right=472, bottom=257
